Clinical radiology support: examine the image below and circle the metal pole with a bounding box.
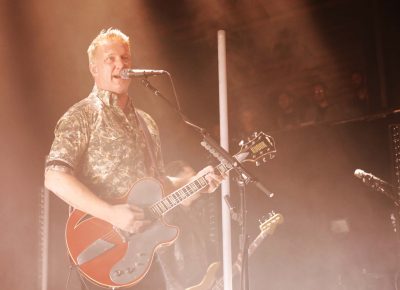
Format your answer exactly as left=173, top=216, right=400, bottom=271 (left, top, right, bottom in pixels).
left=218, top=29, right=233, bottom=290
left=39, top=187, right=49, bottom=290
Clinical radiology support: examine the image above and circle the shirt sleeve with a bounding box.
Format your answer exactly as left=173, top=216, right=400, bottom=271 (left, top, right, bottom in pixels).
left=46, top=110, right=90, bottom=173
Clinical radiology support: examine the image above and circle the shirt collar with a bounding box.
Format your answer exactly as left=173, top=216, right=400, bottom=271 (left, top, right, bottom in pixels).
left=92, top=85, right=134, bottom=113
left=92, top=85, right=122, bottom=108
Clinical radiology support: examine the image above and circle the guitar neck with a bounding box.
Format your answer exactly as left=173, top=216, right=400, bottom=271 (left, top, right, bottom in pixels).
left=211, top=230, right=270, bottom=290
left=149, top=162, right=232, bottom=218
left=148, top=131, right=276, bottom=218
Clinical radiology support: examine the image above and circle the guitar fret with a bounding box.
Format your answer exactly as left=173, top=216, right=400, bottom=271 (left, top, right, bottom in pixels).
left=150, top=206, right=157, bottom=216
left=157, top=202, right=165, bottom=212
left=156, top=203, right=165, bottom=214
left=151, top=205, right=162, bottom=217
left=182, top=186, right=190, bottom=196
left=189, top=183, right=197, bottom=191
left=216, top=164, right=227, bottom=174
left=181, top=188, right=187, bottom=197
left=198, top=177, right=207, bottom=187
left=178, top=190, right=186, bottom=200
left=175, top=191, right=181, bottom=201
left=161, top=200, right=169, bottom=211
left=172, top=193, right=179, bottom=203
left=165, top=197, right=174, bottom=207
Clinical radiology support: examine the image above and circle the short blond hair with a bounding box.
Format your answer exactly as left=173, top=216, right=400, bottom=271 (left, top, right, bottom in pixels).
left=87, top=28, right=130, bottom=64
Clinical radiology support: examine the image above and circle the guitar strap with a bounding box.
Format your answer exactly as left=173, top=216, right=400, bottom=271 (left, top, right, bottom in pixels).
left=135, top=110, right=161, bottom=179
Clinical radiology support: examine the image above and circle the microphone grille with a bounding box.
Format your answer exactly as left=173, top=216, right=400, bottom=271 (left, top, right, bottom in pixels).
left=354, top=169, right=365, bottom=178
left=120, top=69, right=129, bottom=79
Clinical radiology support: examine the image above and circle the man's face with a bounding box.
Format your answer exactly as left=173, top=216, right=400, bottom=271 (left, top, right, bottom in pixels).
left=90, top=39, right=132, bottom=95
left=313, top=84, right=326, bottom=102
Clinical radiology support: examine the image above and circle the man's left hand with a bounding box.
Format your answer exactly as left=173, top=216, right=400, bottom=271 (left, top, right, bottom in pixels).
left=196, top=165, right=225, bottom=193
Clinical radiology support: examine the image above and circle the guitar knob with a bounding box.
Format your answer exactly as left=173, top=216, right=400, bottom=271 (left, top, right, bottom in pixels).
left=128, top=267, right=136, bottom=273
left=255, top=161, right=260, bottom=167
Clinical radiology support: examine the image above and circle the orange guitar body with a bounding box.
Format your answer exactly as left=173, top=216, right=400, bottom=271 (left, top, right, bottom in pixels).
left=65, top=178, right=179, bottom=288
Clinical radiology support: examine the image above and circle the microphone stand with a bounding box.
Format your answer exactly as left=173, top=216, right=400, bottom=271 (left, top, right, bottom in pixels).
left=391, top=195, right=400, bottom=289
left=141, top=78, right=274, bottom=199
left=356, top=170, right=400, bottom=287
left=141, top=78, right=273, bottom=290
left=237, top=176, right=249, bottom=290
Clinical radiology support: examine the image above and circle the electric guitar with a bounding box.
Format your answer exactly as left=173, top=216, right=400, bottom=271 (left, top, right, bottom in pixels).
left=186, top=212, right=284, bottom=290
left=65, top=132, right=276, bottom=288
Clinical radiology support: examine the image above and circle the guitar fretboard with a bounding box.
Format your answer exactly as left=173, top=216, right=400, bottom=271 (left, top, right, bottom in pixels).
left=149, top=163, right=231, bottom=217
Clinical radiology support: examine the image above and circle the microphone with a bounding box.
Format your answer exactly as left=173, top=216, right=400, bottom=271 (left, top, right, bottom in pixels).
left=354, top=169, right=399, bottom=204
left=120, top=68, right=167, bottom=79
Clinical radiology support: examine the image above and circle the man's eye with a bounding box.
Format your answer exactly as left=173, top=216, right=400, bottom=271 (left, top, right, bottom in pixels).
left=105, top=56, right=115, bottom=62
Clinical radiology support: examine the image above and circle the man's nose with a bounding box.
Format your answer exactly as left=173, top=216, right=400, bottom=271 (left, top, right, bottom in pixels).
left=115, top=57, right=125, bottom=69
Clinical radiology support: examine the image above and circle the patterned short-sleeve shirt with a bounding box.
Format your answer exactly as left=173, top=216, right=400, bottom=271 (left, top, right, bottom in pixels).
left=46, top=86, right=164, bottom=200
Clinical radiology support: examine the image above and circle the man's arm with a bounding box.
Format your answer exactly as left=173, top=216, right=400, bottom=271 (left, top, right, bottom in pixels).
left=45, top=170, right=149, bottom=233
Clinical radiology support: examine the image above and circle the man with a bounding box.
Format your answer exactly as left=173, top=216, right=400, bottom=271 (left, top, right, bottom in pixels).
left=45, top=28, right=222, bottom=290
left=302, top=82, right=344, bottom=124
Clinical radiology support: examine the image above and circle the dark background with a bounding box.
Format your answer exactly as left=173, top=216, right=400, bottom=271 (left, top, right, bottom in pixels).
left=1, top=0, right=400, bottom=289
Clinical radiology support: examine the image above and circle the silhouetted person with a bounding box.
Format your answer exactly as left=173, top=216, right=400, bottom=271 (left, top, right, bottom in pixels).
left=275, top=91, right=301, bottom=130
left=345, top=71, right=370, bottom=117
left=302, top=82, right=344, bottom=124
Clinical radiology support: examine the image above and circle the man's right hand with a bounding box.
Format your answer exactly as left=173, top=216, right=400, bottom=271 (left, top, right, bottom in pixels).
left=45, top=170, right=151, bottom=234
left=107, top=204, right=150, bottom=234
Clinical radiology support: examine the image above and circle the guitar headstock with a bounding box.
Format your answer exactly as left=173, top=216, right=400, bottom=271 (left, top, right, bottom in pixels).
left=235, top=132, right=277, bottom=165
left=259, top=211, right=283, bottom=235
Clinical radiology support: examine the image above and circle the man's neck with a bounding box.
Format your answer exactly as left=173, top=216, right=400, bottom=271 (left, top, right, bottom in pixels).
left=116, top=93, right=129, bottom=112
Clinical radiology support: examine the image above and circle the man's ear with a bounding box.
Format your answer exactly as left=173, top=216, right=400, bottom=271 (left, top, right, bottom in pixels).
left=89, top=63, right=98, bottom=77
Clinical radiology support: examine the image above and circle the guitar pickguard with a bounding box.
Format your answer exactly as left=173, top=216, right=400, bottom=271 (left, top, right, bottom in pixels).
left=110, top=178, right=180, bottom=285
left=110, top=219, right=178, bottom=284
